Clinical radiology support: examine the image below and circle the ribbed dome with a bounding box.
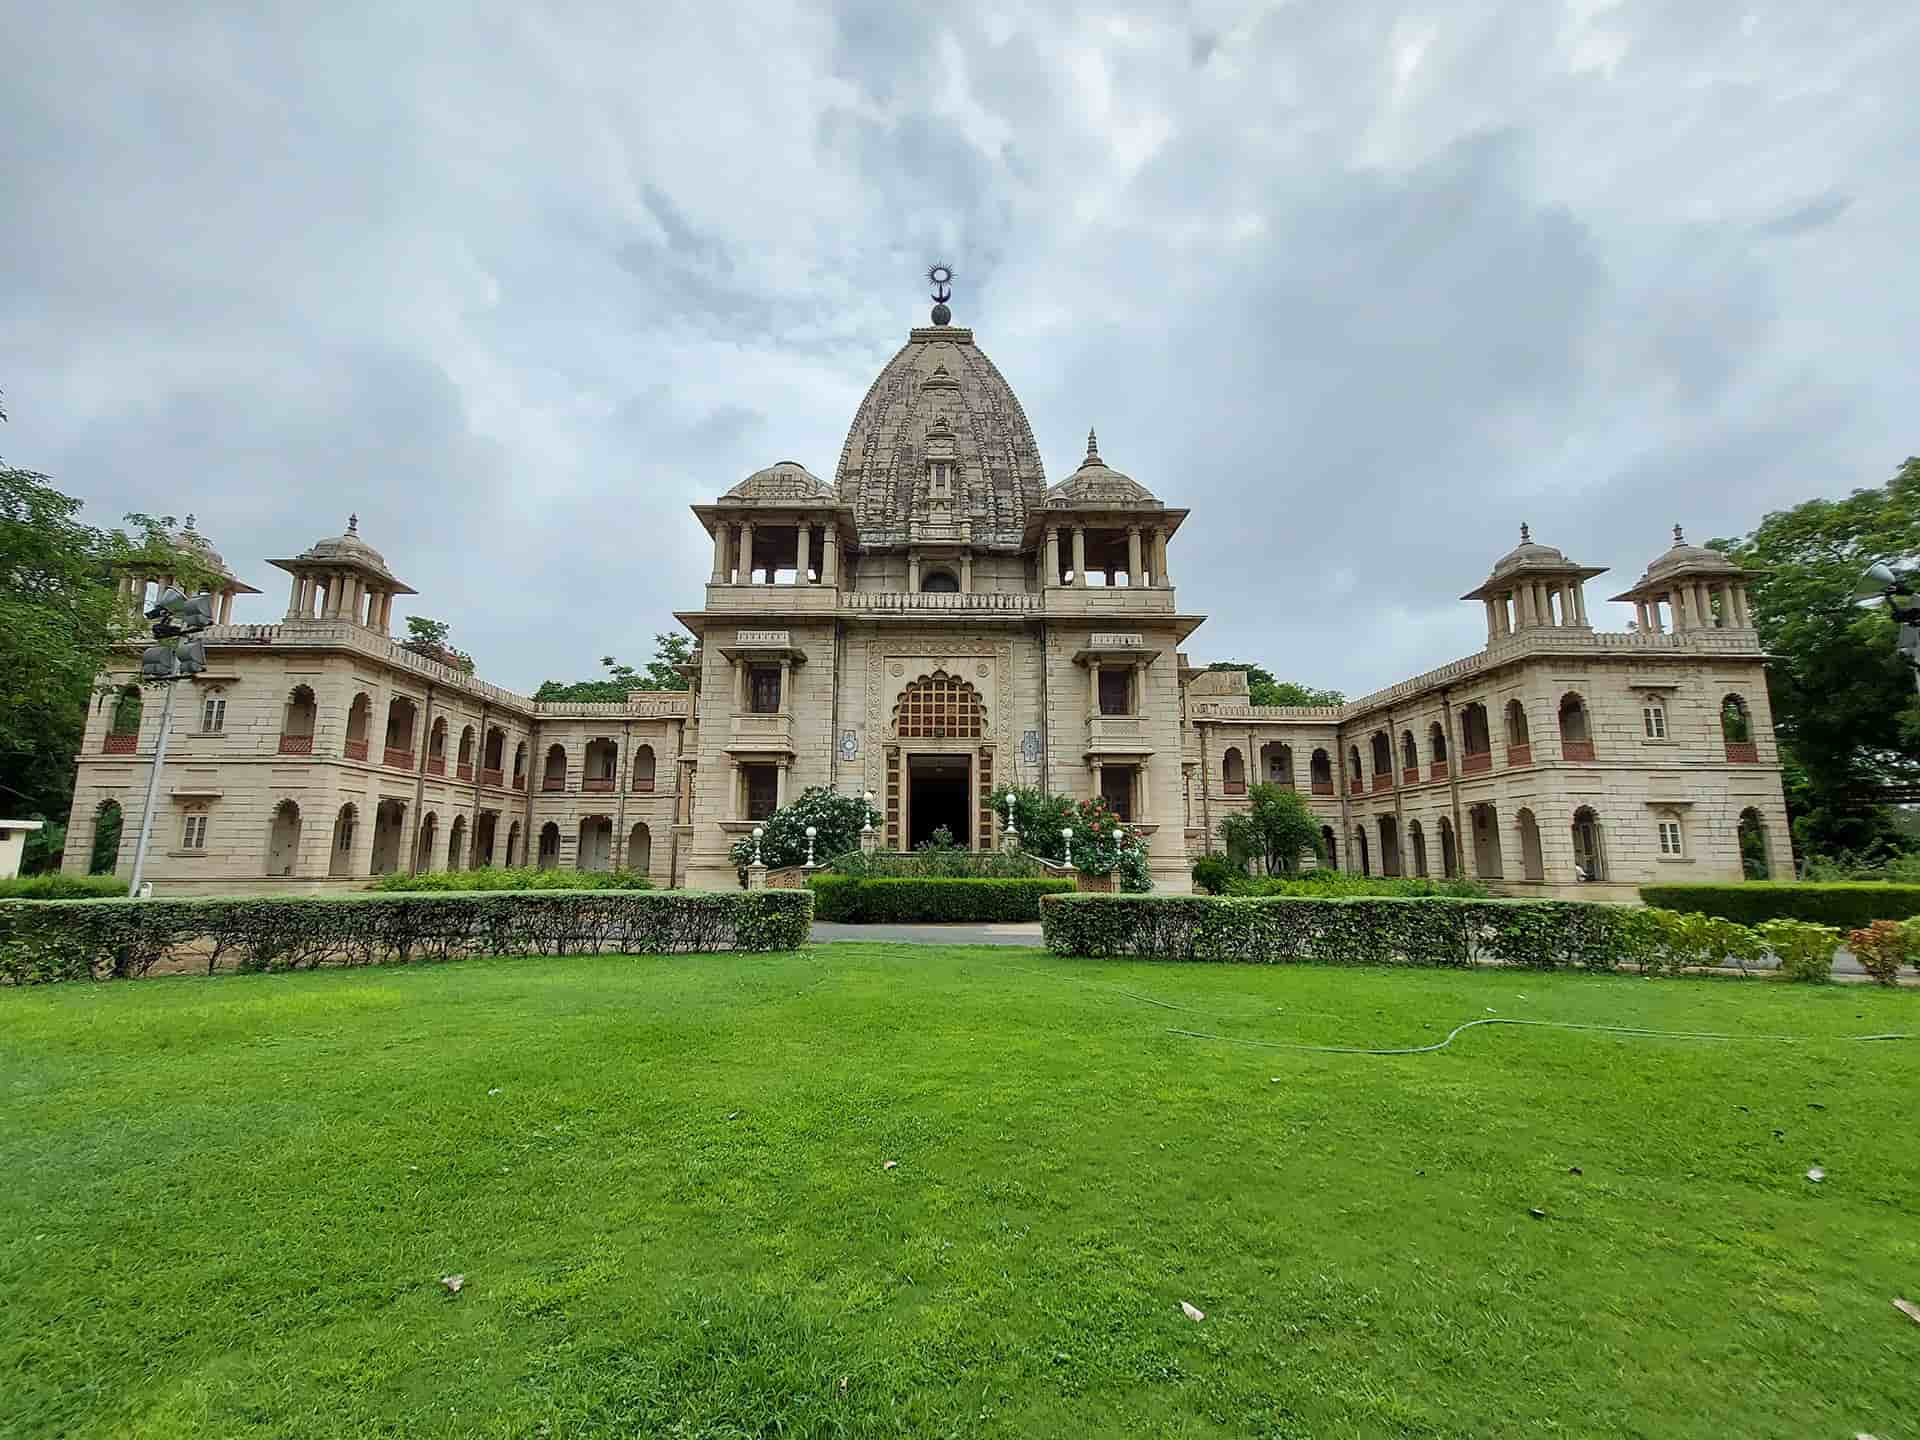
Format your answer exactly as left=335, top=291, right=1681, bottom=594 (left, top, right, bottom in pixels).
left=167, top=517, right=239, bottom=582
left=1490, top=524, right=1569, bottom=575
left=1646, top=525, right=1739, bottom=577
left=1046, top=430, right=1158, bottom=505
left=725, top=460, right=833, bottom=501
left=834, top=326, right=1045, bottom=548
left=295, top=515, right=395, bottom=576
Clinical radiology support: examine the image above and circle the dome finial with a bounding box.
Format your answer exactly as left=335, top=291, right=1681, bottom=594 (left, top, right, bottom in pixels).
left=1673, top=522, right=1685, bottom=545
left=348, top=512, right=359, bottom=534
left=926, top=262, right=954, bottom=326
left=1519, top=522, right=1530, bottom=544
left=184, top=513, right=196, bottom=532
left=1087, top=427, right=1100, bottom=460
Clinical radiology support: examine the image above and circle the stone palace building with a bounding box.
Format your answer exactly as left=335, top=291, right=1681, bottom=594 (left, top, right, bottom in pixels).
left=66, top=295, right=1791, bottom=898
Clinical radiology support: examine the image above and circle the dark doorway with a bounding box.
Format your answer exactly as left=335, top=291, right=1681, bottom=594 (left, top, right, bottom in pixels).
left=1100, top=766, right=1134, bottom=821
left=744, top=764, right=779, bottom=821
left=908, top=753, right=971, bottom=848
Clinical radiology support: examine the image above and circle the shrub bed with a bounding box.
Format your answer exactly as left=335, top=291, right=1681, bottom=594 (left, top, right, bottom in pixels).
left=1042, top=893, right=1664, bottom=971
left=371, top=866, right=651, bottom=892
left=0, top=874, right=129, bottom=901
left=1640, top=882, right=1920, bottom=927
left=811, top=875, right=1076, bottom=923
left=0, top=889, right=812, bottom=984
left=828, top=849, right=1055, bottom=879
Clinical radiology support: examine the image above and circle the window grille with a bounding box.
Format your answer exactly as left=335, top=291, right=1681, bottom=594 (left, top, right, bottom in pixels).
left=893, top=671, right=985, bottom=739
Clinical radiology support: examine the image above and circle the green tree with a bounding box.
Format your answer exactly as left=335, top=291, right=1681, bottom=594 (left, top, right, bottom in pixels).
left=1, top=405, right=210, bottom=837
left=1204, top=661, right=1344, bottom=707
left=534, top=633, right=693, bottom=702
left=726, top=787, right=880, bottom=871
left=399, top=615, right=475, bottom=674
left=1217, top=783, right=1324, bottom=876
left=1715, top=456, right=1920, bottom=861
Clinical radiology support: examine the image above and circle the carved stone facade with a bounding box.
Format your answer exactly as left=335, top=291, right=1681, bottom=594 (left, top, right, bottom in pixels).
left=67, top=307, right=1790, bottom=898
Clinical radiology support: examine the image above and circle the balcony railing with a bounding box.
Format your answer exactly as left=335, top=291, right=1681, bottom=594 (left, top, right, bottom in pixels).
left=541, top=775, right=566, bottom=792
left=632, top=777, right=655, bottom=792
left=1506, top=743, right=1532, bottom=767
left=385, top=747, right=415, bottom=770
left=1223, top=779, right=1246, bottom=796
left=1402, top=767, right=1419, bottom=786
left=456, top=762, right=474, bottom=781
left=1372, top=773, right=1392, bottom=793
left=103, top=732, right=138, bottom=754
left=344, top=738, right=370, bottom=761
left=1429, top=761, right=1448, bottom=781
left=1725, top=740, right=1759, bottom=763
left=426, top=756, right=446, bottom=776
left=583, top=777, right=615, bottom=792
left=730, top=712, right=795, bottom=749
left=844, top=591, right=1041, bottom=614
left=480, top=766, right=503, bottom=788
left=1088, top=714, right=1148, bottom=751
left=1312, top=779, right=1335, bottom=796
left=277, top=733, right=313, bottom=755
left=1460, top=751, right=1491, bottom=775
left=1562, top=740, right=1596, bottom=762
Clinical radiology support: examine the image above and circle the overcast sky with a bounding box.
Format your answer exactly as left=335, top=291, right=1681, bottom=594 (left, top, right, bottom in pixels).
left=4, top=2, right=1915, bottom=697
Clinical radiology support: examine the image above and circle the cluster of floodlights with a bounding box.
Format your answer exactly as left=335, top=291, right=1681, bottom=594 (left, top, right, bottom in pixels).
left=128, top=587, right=219, bottom=897
left=1858, top=561, right=1920, bottom=689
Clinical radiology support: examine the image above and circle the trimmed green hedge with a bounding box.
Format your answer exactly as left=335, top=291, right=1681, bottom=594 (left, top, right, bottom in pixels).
left=0, top=889, right=812, bottom=984
left=0, top=874, right=128, bottom=901
left=1042, top=893, right=1659, bottom=971
left=371, top=866, right=651, bottom=892
left=810, top=875, right=1076, bottom=923
left=1640, top=882, right=1920, bottom=928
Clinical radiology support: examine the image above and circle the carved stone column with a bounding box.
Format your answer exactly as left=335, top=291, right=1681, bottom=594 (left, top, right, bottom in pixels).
left=1045, top=528, right=1060, bottom=585
left=795, top=523, right=811, bottom=585
left=1126, top=527, right=1143, bottom=587
left=821, top=526, right=839, bottom=587
left=739, top=521, right=755, bottom=584
left=1072, top=527, right=1087, bottom=587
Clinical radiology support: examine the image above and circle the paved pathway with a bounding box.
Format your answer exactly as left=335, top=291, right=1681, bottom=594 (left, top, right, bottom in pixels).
left=811, top=921, right=1044, bottom=947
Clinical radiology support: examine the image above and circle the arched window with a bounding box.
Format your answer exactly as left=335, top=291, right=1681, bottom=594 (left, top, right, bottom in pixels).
left=1347, top=746, right=1364, bottom=788
left=892, top=670, right=986, bottom=739
left=542, top=743, right=568, bottom=792
left=1370, top=731, right=1391, bottom=783
left=1558, top=693, right=1593, bottom=760
left=1221, top=746, right=1245, bottom=793
left=1428, top=721, right=1448, bottom=776
left=1319, top=824, right=1338, bottom=870
left=344, top=693, right=372, bottom=760
left=370, top=798, right=407, bottom=875
left=384, top=697, right=418, bottom=766
left=427, top=717, right=448, bottom=774
left=628, top=821, right=652, bottom=875
left=537, top=822, right=561, bottom=869
left=509, top=738, right=525, bottom=788
left=584, top=738, right=618, bottom=791
left=1408, top=819, right=1428, bottom=877
left=1504, top=700, right=1530, bottom=750
left=1354, top=826, right=1371, bottom=876
left=1438, top=816, right=1458, bottom=878
left=1516, top=808, right=1544, bottom=882
left=415, top=811, right=438, bottom=871
left=447, top=813, right=467, bottom=871
left=632, top=743, right=656, bottom=791
left=1470, top=802, right=1503, bottom=878
left=505, top=820, right=522, bottom=867
left=457, top=725, right=475, bottom=772
left=103, top=686, right=142, bottom=753
left=1722, top=694, right=1756, bottom=761
left=1738, top=807, right=1771, bottom=879
left=475, top=812, right=497, bottom=867
left=1399, top=730, right=1417, bottom=777
left=1572, top=806, right=1605, bottom=881
left=921, top=569, right=960, bottom=593
left=484, top=726, right=506, bottom=771
left=1458, top=703, right=1490, bottom=771
left=279, top=686, right=317, bottom=754
left=1261, top=743, right=1294, bottom=787
left=329, top=803, right=357, bottom=876
left=579, top=816, right=613, bottom=871
left=266, top=799, right=301, bottom=878
left=89, top=798, right=124, bottom=875
left=1378, top=815, right=1402, bottom=876
left=1310, top=748, right=1333, bottom=794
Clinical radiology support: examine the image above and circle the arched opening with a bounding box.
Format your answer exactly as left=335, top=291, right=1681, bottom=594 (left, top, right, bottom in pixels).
left=1378, top=815, right=1402, bottom=876
left=1262, top=743, right=1294, bottom=787
left=345, top=693, right=372, bottom=760
left=369, top=798, right=407, bottom=875
left=1504, top=700, right=1531, bottom=764
left=1354, top=826, right=1371, bottom=876
left=577, top=817, right=612, bottom=871
left=542, top=743, right=568, bottom=792
left=89, top=798, right=124, bottom=875
left=505, top=820, right=522, bottom=867
left=632, top=743, right=656, bottom=791
left=416, top=811, right=438, bottom=871
left=893, top=669, right=987, bottom=738
left=266, top=799, right=301, bottom=877
left=1571, top=806, right=1606, bottom=881
left=1738, top=806, right=1771, bottom=878
left=1399, top=730, right=1417, bottom=781
left=508, top=737, right=524, bottom=789
left=1438, top=816, right=1458, bottom=878
left=483, top=726, right=506, bottom=781
left=1408, top=819, right=1429, bottom=877
left=1516, top=807, right=1545, bottom=882
left=583, top=738, right=618, bottom=791
left=1458, top=703, right=1491, bottom=772
left=1470, top=802, right=1503, bottom=878
left=447, top=814, right=467, bottom=870
left=1319, top=824, right=1338, bottom=869
left=384, top=697, right=418, bottom=768
left=279, top=686, right=317, bottom=754
left=1428, top=722, right=1448, bottom=777
left=1369, top=732, right=1391, bottom=788
left=102, top=686, right=142, bottom=754
left=920, top=568, right=960, bottom=593
left=1221, top=746, right=1245, bottom=795
left=1347, top=746, right=1364, bottom=789
left=457, top=725, right=475, bottom=778
left=1558, top=693, right=1594, bottom=761
left=475, top=811, right=497, bottom=867
left=1310, top=748, right=1334, bottom=795
left=1722, top=694, right=1757, bottom=761
left=329, top=804, right=357, bottom=876
left=628, top=821, right=652, bottom=875
left=537, top=821, right=561, bottom=869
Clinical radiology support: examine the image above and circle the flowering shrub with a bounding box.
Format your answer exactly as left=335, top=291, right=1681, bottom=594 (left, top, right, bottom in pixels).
left=727, top=788, right=881, bottom=873
left=996, top=788, right=1152, bottom=889
left=1847, top=920, right=1909, bottom=985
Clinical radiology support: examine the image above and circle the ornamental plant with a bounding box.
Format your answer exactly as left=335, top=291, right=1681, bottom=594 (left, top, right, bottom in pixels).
left=1755, top=919, right=1841, bottom=982
left=726, top=787, right=881, bottom=872
left=1847, top=919, right=1910, bottom=985
left=995, top=787, right=1152, bottom=887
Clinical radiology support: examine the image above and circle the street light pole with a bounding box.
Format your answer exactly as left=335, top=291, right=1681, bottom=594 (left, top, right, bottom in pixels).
left=126, top=679, right=179, bottom=897
left=124, top=586, right=215, bottom=898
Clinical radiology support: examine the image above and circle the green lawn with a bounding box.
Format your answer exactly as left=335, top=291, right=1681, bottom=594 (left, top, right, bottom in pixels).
left=3, top=947, right=1918, bottom=1438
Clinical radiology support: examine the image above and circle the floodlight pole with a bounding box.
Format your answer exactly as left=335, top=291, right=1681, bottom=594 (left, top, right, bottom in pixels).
left=126, top=679, right=180, bottom=898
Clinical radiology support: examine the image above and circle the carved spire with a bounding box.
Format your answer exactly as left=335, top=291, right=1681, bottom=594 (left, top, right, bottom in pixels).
left=348, top=513, right=359, bottom=534
left=1086, top=427, right=1100, bottom=461
left=1519, top=522, right=1530, bottom=544
left=1673, top=523, right=1685, bottom=545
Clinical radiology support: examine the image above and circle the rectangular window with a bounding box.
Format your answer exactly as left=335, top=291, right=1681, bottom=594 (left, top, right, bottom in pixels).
left=1100, top=766, right=1134, bottom=821
left=744, top=764, right=779, bottom=821
left=200, top=697, right=226, bottom=732
left=1642, top=704, right=1666, bottom=739
left=1658, top=820, right=1684, bottom=856
left=748, top=667, right=782, bottom=715
left=182, top=814, right=208, bottom=850
left=1098, top=668, right=1132, bottom=716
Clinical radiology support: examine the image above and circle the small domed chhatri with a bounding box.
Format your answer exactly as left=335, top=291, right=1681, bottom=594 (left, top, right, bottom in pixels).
left=1609, top=525, right=1755, bottom=632
left=113, top=512, right=261, bottom=625
left=723, top=460, right=834, bottom=503
left=1046, top=429, right=1161, bottom=507
left=1461, top=524, right=1607, bottom=637
left=269, top=514, right=416, bottom=633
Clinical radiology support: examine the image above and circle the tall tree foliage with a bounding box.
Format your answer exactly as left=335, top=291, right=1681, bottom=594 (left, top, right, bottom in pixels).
left=399, top=615, right=475, bottom=674
left=533, top=633, right=693, bottom=702
left=1716, top=457, right=1920, bottom=860
left=1218, top=783, right=1325, bottom=876
left=1203, top=661, right=1344, bottom=707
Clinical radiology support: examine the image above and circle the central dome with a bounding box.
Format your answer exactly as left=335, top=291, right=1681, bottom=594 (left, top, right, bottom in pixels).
left=834, top=326, right=1046, bottom=549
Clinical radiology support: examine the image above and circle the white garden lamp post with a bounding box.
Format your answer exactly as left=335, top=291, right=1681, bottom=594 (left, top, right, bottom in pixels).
left=1061, top=827, right=1074, bottom=868
left=804, top=825, right=818, bottom=868
left=862, top=792, right=875, bottom=833
left=751, top=826, right=764, bottom=866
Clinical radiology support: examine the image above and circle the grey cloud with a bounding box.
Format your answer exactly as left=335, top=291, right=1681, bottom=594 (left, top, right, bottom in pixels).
left=1757, top=190, right=1853, bottom=237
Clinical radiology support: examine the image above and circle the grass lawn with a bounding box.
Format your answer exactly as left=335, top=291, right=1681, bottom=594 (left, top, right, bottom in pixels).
left=3, top=946, right=1918, bottom=1438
